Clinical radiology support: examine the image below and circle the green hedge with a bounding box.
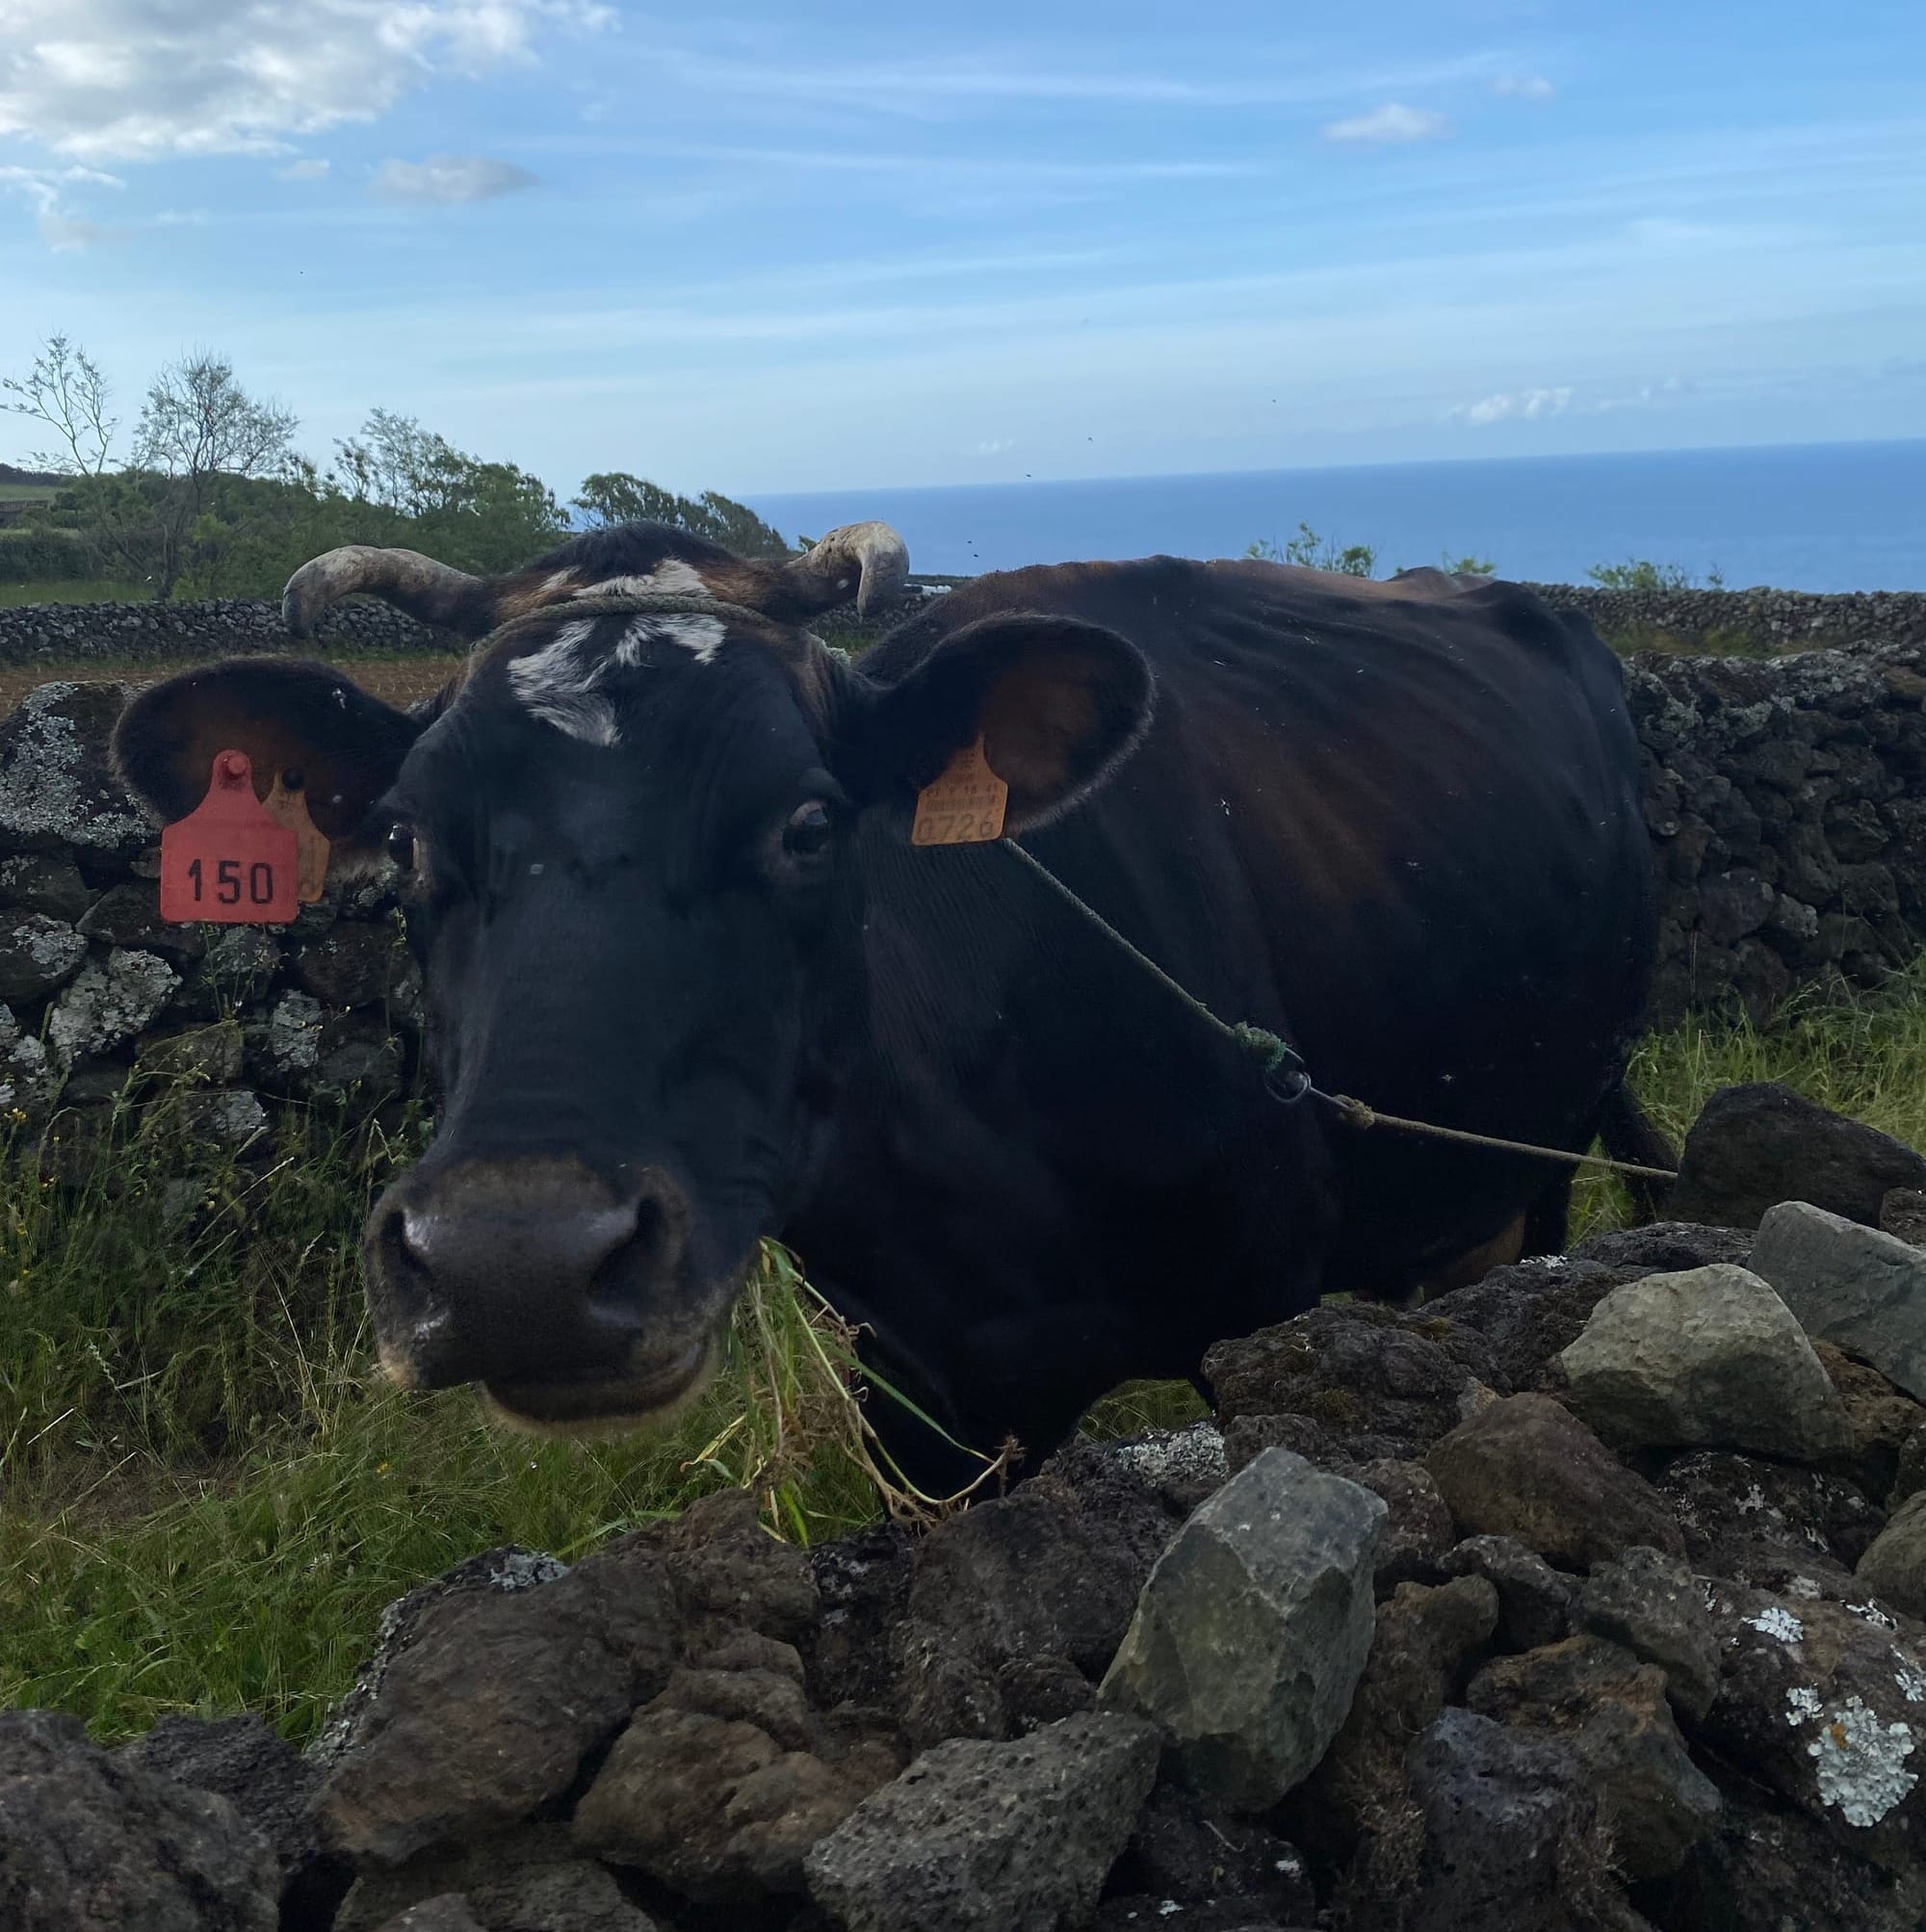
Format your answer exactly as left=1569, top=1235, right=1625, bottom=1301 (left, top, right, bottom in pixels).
left=0, top=528, right=96, bottom=585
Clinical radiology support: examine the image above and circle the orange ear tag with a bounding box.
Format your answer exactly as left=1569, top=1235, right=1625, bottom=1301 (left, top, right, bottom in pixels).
left=911, top=735, right=1009, bottom=847
left=262, top=771, right=332, bottom=903
left=159, top=750, right=299, bottom=925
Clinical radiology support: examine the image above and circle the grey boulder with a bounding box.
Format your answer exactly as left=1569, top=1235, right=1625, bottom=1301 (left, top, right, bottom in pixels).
left=1559, top=1263, right=1852, bottom=1461
left=1100, top=1447, right=1385, bottom=1810
left=1751, top=1201, right=1926, bottom=1403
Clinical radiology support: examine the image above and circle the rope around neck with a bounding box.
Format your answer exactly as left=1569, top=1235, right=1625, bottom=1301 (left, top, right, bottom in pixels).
left=998, top=836, right=1677, bottom=1184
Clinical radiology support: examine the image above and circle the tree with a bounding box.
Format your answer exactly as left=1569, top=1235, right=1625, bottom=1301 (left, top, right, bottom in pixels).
left=135, top=352, right=300, bottom=599
left=334, top=410, right=568, bottom=572
left=573, top=470, right=792, bottom=558
left=1, top=333, right=117, bottom=476
left=1247, top=522, right=1377, bottom=577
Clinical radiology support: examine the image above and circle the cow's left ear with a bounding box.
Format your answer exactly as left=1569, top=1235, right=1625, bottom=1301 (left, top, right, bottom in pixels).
left=853, top=613, right=1154, bottom=830
left=113, top=658, right=425, bottom=856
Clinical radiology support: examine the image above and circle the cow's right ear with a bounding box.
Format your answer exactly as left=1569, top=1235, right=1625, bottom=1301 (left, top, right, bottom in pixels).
left=113, top=659, right=424, bottom=855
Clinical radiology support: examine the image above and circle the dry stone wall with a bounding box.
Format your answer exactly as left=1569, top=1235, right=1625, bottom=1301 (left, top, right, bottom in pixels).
left=0, top=627, right=1924, bottom=1156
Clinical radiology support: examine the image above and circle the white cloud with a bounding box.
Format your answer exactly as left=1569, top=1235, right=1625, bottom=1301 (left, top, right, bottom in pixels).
left=1322, top=102, right=1450, bottom=146
left=275, top=158, right=330, bottom=182
left=372, top=154, right=540, bottom=204
left=0, top=160, right=126, bottom=249
left=1493, top=74, right=1555, bottom=101
left=1449, top=385, right=1574, bottom=426
left=974, top=437, right=1015, bottom=455
left=0, top=1, right=610, bottom=162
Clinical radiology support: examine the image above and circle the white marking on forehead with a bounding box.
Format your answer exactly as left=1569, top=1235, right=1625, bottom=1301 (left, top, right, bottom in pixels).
left=569, top=561, right=711, bottom=599
left=621, top=614, right=726, bottom=665
left=507, top=619, right=620, bottom=746
left=506, top=613, right=733, bottom=744
left=538, top=567, right=577, bottom=596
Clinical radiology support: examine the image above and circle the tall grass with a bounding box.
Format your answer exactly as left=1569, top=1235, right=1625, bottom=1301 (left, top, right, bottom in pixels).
left=7, top=967, right=1926, bottom=1740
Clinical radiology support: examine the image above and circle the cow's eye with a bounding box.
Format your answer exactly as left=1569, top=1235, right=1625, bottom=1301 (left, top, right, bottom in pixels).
left=782, top=801, right=834, bottom=860
left=387, top=823, right=417, bottom=872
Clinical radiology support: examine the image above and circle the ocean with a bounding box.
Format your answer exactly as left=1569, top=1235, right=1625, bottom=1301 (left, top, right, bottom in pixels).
left=750, top=439, right=1926, bottom=593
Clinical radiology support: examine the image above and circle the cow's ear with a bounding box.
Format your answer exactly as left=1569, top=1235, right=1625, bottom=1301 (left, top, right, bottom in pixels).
left=856, top=614, right=1154, bottom=830
left=113, top=659, right=424, bottom=854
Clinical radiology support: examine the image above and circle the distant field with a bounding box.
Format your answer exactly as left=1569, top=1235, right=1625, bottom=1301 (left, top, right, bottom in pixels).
left=0, top=483, right=56, bottom=503
left=0, top=581, right=146, bottom=610
left=0, top=651, right=464, bottom=717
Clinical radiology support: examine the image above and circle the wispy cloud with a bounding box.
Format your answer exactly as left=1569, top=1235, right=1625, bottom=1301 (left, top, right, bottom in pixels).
left=39, top=214, right=132, bottom=251
left=275, top=159, right=330, bottom=182
left=0, top=160, right=126, bottom=249
left=1323, top=103, right=1451, bottom=146
left=0, top=0, right=610, bottom=162
left=372, top=155, right=541, bottom=205
left=1449, top=384, right=1574, bottom=426
left=642, top=47, right=1508, bottom=114
left=1493, top=74, right=1556, bottom=101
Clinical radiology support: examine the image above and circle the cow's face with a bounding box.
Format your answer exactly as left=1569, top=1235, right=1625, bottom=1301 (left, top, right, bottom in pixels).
left=114, top=524, right=1152, bottom=1433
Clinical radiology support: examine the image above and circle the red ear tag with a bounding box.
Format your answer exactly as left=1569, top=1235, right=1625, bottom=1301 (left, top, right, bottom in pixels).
left=160, top=750, right=300, bottom=925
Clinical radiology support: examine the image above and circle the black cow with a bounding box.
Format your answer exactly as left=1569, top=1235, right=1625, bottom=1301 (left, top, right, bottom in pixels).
left=114, top=520, right=1659, bottom=1488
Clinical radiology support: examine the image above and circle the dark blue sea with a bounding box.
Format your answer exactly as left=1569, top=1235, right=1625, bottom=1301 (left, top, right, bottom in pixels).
left=750, top=440, right=1926, bottom=592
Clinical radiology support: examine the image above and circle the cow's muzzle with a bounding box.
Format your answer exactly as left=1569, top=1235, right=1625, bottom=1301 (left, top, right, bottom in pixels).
left=363, top=1154, right=722, bottom=1428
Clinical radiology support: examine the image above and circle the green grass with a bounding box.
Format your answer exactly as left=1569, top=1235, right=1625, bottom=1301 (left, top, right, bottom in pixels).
left=0, top=580, right=148, bottom=608
left=7, top=967, right=1926, bottom=1742
left=0, top=484, right=58, bottom=503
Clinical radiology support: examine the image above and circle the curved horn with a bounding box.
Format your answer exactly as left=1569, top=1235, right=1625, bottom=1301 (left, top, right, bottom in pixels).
left=282, top=545, right=488, bottom=639
left=781, top=520, right=910, bottom=620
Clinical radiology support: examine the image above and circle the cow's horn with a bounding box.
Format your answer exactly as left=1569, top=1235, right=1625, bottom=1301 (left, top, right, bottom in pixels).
left=282, top=545, right=485, bottom=638
left=782, top=521, right=910, bottom=619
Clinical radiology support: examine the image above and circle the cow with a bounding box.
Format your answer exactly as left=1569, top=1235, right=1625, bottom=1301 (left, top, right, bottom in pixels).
left=112, top=519, right=1660, bottom=1491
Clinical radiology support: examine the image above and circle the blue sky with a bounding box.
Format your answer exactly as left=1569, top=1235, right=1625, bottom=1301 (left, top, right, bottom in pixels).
left=2, top=2, right=1923, bottom=498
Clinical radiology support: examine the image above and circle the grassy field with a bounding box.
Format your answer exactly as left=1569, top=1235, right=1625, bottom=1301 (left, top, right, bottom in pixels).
left=0, top=580, right=148, bottom=610
left=5, top=966, right=1926, bottom=1743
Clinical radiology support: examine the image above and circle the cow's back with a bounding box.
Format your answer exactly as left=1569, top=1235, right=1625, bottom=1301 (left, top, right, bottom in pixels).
left=868, top=556, right=1654, bottom=1290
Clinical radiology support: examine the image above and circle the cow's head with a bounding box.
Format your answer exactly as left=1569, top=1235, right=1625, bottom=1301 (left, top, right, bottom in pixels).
left=114, top=522, right=1153, bottom=1433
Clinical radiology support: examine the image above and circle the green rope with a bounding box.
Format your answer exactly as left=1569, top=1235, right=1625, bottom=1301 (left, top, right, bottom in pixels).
left=994, top=834, right=1679, bottom=1181
left=997, top=836, right=1308, bottom=1097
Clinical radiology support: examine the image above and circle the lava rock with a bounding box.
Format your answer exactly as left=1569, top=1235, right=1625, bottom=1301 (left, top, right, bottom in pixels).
left=1655, top=1778, right=1926, bottom=1932
left=1577, top=1547, right=1722, bottom=1722
left=1656, top=1448, right=1887, bottom=1585
left=893, top=1473, right=1168, bottom=1748
left=571, top=1703, right=873, bottom=1901
left=120, top=1711, right=346, bottom=1919
left=315, top=1542, right=679, bottom=1863
left=1440, top=1533, right=1578, bottom=1652
left=1751, top=1202, right=1926, bottom=1402
left=0, top=1707, right=279, bottom=1931
left=1858, top=1492, right=1926, bottom=1622
left=1467, top=1635, right=1722, bottom=1879
left=1203, top=1301, right=1501, bottom=1460
left=1882, top=1188, right=1926, bottom=1246
left=0, top=851, right=95, bottom=922
left=803, top=1711, right=1160, bottom=1932
left=295, top=921, right=403, bottom=1009
left=1433, top=1254, right=1654, bottom=1393
left=1424, top=1393, right=1685, bottom=1569
left=1697, top=1581, right=1926, bottom=1867
left=1559, top=1264, right=1852, bottom=1461
left=805, top=1523, right=914, bottom=1713
left=1347, top=1456, right=1456, bottom=1595
left=46, top=947, right=179, bottom=1063
left=1111, top=1782, right=1316, bottom=1925
left=1669, top=1083, right=1926, bottom=1230
left=1306, top=1574, right=1499, bottom=1853
left=332, top=1822, right=663, bottom=1932
left=0, top=681, right=151, bottom=856
left=1100, top=1448, right=1385, bottom=1811
left=0, top=911, right=87, bottom=1001
left=78, top=879, right=205, bottom=964
left=1375, top=1707, right=1633, bottom=1932
left=1814, top=1340, right=1926, bottom=1501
